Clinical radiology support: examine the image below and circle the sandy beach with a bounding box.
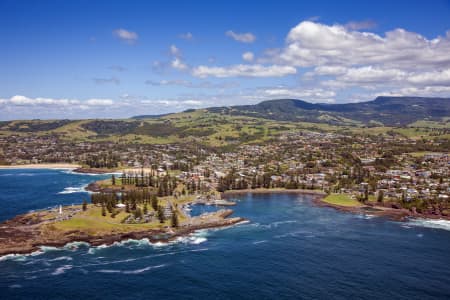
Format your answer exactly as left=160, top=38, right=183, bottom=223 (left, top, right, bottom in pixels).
left=0, top=163, right=82, bottom=170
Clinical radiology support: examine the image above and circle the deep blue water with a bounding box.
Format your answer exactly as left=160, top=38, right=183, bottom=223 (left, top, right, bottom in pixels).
left=1, top=169, right=450, bottom=300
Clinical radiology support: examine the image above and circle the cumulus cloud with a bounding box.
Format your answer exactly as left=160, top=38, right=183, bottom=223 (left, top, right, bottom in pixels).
left=225, top=30, right=256, bottom=43
left=258, top=86, right=336, bottom=102
left=1, top=95, right=113, bottom=107
left=407, top=69, right=450, bottom=86
left=192, top=64, right=296, bottom=78
left=242, top=51, right=254, bottom=62
left=113, top=28, right=138, bottom=44
left=141, top=99, right=205, bottom=107
left=278, top=21, right=450, bottom=69
left=171, top=58, right=188, bottom=70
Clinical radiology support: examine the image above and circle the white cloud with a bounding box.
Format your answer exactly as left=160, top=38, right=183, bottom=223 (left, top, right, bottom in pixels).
left=278, top=21, right=450, bottom=69
left=407, top=69, right=450, bottom=86
left=259, top=87, right=336, bottom=102
left=225, top=30, right=256, bottom=43
left=170, top=44, right=182, bottom=57
left=141, top=99, right=205, bottom=107
left=2, top=95, right=113, bottom=107
left=113, top=28, right=138, bottom=43
left=179, top=32, right=193, bottom=40
left=85, top=99, right=114, bottom=106
left=171, top=58, right=188, bottom=70
left=242, top=51, right=254, bottom=62
left=192, top=64, right=296, bottom=78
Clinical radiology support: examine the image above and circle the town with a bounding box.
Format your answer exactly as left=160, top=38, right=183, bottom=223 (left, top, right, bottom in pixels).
left=2, top=128, right=449, bottom=219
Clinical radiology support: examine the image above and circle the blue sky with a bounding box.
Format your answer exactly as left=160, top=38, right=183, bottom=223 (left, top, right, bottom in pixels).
left=1, top=0, right=450, bottom=119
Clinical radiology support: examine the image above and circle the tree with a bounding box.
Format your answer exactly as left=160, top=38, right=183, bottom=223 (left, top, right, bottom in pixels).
left=171, top=211, right=179, bottom=228
left=377, top=190, right=384, bottom=203
left=82, top=199, right=88, bottom=211
left=151, top=195, right=158, bottom=211
left=157, top=205, right=165, bottom=223
left=134, top=207, right=143, bottom=219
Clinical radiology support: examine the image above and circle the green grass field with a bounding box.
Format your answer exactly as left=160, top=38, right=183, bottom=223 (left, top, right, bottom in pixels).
left=322, top=193, right=362, bottom=207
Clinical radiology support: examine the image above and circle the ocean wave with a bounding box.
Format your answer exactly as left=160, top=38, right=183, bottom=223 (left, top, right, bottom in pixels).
left=406, top=219, right=450, bottom=231
left=252, top=240, right=268, bottom=245
left=49, top=256, right=73, bottom=262
left=63, top=170, right=122, bottom=176
left=0, top=249, right=44, bottom=262
left=0, top=172, right=36, bottom=177
left=51, top=264, right=72, bottom=276
left=96, top=264, right=167, bottom=275
left=58, top=184, right=88, bottom=194
left=242, top=220, right=297, bottom=230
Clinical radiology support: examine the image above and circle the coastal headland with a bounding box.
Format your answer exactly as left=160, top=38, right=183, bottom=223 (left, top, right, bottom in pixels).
left=0, top=205, right=244, bottom=257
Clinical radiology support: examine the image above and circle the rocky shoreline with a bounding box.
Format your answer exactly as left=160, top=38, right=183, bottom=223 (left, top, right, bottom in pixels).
left=72, top=167, right=116, bottom=174
left=0, top=209, right=245, bottom=257
left=313, top=198, right=450, bottom=221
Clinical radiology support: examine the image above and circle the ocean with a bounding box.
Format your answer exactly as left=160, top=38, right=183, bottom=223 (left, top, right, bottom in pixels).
left=1, top=169, right=450, bottom=299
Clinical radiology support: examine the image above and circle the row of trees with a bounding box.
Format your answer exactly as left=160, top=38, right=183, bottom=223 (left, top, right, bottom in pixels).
left=117, top=173, right=178, bottom=197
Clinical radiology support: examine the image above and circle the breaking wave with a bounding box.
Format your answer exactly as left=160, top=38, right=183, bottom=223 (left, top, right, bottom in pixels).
left=406, top=219, right=450, bottom=231
left=58, top=184, right=88, bottom=194
left=96, top=264, right=167, bottom=275
left=51, top=265, right=73, bottom=276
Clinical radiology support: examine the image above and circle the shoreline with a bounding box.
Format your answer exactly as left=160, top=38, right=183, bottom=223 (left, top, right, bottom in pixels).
left=0, top=207, right=245, bottom=257
left=223, top=188, right=327, bottom=196
left=0, top=163, right=82, bottom=170
left=314, top=197, right=450, bottom=221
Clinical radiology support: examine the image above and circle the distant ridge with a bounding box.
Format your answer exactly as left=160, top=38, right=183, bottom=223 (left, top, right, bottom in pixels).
left=203, top=96, right=450, bottom=126
left=132, top=113, right=171, bottom=119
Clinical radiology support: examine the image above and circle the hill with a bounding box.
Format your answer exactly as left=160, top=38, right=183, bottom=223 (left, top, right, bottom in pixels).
left=206, top=96, right=450, bottom=126
left=0, top=97, right=449, bottom=147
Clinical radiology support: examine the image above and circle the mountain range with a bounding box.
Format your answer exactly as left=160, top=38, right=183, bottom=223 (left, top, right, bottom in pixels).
left=201, top=96, right=450, bottom=126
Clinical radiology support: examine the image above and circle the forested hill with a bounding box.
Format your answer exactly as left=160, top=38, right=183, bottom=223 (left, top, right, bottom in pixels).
left=205, top=96, right=450, bottom=126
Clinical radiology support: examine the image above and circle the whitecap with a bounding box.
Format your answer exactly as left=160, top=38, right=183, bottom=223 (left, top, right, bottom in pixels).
left=51, top=264, right=72, bottom=276
left=49, top=256, right=73, bottom=262
left=252, top=240, right=268, bottom=245
left=58, top=184, right=88, bottom=194
left=0, top=253, right=28, bottom=262
left=0, top=249, right=44, bottom=262
left=96, top=264, right=167, bottom=274
left=406, top=219, right=450, bottom=231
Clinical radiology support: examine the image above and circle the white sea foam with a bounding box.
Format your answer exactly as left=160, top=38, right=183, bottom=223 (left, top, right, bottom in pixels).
left=51, top=264, right=72, bottom=275
left=96, top=264, right=167, bottom=274
left=0, top=249, right=44, bottom=262
left=49, top=256, right=73, bottom=262
left=58, top=184, right=88, bottom=194
left=253, top=240, right=268, bottom=245
left=406, top=219, right=450, bottom=231
left=63, top=170, right=121, bottom=176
